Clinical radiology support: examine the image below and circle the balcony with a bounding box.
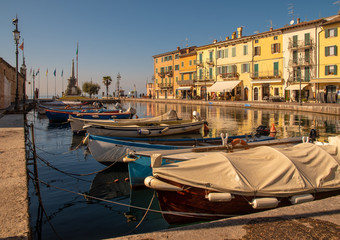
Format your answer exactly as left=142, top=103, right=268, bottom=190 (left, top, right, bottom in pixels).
left=196, top=60, right=204, bottom=67
left=157, top=82, right=173, bottom=88
left=288, top=57, right=313, bottom=67
left=158, top=72, right=165, bottom=78
left=206, top=58, right=214, bottom=66
left=288, top=39, right=315, bottom=50
left=251, top=70, right=282, bottom=79
left=220, top=72, right=239, bottom=80
left=166, top=70, right=173, bottom=77
left=177, top=79, right=195, bottom=85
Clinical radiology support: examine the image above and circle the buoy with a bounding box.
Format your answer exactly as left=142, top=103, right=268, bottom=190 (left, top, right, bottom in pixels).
left=206, top=193, right=233, bottom=202
left=270, top=123, right=277, bottom=133
left=114, top=179, right=119, bottom=183
left=124, top=177, right=129, bottom=182
left=251, top=198, right=279, bottom=209
left=136, top=115, right=139, bottom=119
left=204, top=123, right=209, bottom=132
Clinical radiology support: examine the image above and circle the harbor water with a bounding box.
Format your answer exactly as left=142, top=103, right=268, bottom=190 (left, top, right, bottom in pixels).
left=27, top=101, right=340, bottom=239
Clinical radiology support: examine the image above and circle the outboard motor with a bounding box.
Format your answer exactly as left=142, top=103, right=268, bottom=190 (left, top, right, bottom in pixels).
left=309, top=128, right=318, bottom=143
left=255, top=125, right=270, bottom=137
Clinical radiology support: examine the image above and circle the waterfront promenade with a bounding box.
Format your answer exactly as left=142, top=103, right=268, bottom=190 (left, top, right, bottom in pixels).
left=0, top=113, right=30, bottom=239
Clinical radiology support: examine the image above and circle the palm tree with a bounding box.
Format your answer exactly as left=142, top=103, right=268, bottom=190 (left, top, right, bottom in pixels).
left=102, top=76, right=112, bottom=98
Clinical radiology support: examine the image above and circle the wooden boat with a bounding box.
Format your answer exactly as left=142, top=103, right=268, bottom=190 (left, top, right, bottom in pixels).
left=83, top=111, right=206, bottom=138
left=144, top=135, right=340, bottom=224
left=125, top=136, right=301, bottom=188
left=45, top=107, right=135, bottom=122
left=68, top=110, right=180, bottom=134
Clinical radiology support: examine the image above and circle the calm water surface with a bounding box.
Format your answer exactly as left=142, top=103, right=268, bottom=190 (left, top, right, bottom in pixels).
left=28, top=102, right=340, bottom=239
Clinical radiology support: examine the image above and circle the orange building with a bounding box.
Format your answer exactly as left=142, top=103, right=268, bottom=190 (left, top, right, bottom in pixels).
left=177, top=46, right=197, bottom=99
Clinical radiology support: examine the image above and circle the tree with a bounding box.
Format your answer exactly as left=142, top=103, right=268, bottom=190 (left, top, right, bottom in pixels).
left=102, top=76, right=112, bottom=98
left=82, top=82, right=100, bottom=98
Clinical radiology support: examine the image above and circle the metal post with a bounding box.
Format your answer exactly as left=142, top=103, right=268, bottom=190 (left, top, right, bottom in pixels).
left=13, top=17, right=20, bottom=111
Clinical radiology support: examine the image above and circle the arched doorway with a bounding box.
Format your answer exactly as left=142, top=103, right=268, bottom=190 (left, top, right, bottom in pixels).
left=201, top=86, right=207, bottom=100
left=253, top=87, right=258, bottom=101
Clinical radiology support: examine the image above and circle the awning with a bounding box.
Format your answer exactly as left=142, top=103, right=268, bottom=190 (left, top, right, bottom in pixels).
left=208, top=80, right=241, bottom=93
left=251, top=79, right=282, bottom=84
left=310, top=78, right=340, bottom=83
left=286, top=84, right=309, bottom=91
left=177, top=87, right=191, bottom=91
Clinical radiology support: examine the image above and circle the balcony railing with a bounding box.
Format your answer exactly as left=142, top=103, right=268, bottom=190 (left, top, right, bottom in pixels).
left=288, top=58, right=313, bottom=67
left=220, top=72, right=239, bottom=80
left=166, top=70, right=173, bottom=77
left=158, top=72, right=165, bottom=78
left=196, top=60, right=204, bottom=67
left=288, top=39, right=315, bottom=50
left=251, top=70, right=282, bottom=79
left=206, top=58, right=214, bottom=65
left=157, top=83, right=173, bottom=88
left=177, top=79, right=195, bottom=85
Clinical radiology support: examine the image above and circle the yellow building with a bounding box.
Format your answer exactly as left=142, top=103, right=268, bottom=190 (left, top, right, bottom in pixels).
left=213, top=27, right=252, bottom=101
left=312, top=15, right=340, bottom=103
left=195, top=43, right=217, bottom=99
left=177, top=46, right=197, bottom=99
left=152, top=50, right=179, bottom=99
left=251, top=30, right=284, bottom=101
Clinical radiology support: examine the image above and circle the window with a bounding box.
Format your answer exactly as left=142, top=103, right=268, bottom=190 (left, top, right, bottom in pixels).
left=305, top=49, right=310, bottom=63
left=168, top=66, right=172, bottom=71
left=156, top=68, right=158, bottom=73
left=241, top=63, right=249, bottom=73
left=209, top=51, right=213, bottom=61
left=199, top=69, right=203, bottom=80
left=274, top=88, right=279, bottom=96
left=217, top=50, right=224, bottom=58
left=161, top=58, right=163, bottom=62
left=181, top=62, right=184, bottom=67
left=325, top=28, right=338, bottom=38
left=156, top=59, right=158, bottom=63
left=175, top=54, right=179, bottom=59
left=189, top=73, right=192, bottom=80
left=254, top=64, right=259, bottom=77
left=225, top=48, right=229, bottom=58
left=243, top=45, right=248, bottom=55
left=271, top=43, right=280, bottom=53
left=232, top=47, right=236, bottom=57
left=273, top=62, right=279, bottom=76
left=293, top=50, right=298, bottom=64
left=254, top=46, right=261, bottom=56
left=304, top=67, right=310, bottom=81
left=325, top=65, right=338, bottom=75
left=198, top=53, right=203, bottom=64
left=160, top=67, right=164, bottom=73
left=193, top=60, right=196, bottom=65
left=255, top=39, right=259, bottom=43
left=325, top=46, right=338, bottom=56
left=169, top=56, right=172, bottom=60
left=293, top=35, right=298, bottom=47
left=209, top=67, right=213, bottom=79
left=181, top=74, right=184, bottom=80
left=189, top=60, right=192, bottom=66
left=274, top=36, right=278, bottom=40
left=305, top=33, right=311, bottom=46
left=175, top=65, right=179, bottom=70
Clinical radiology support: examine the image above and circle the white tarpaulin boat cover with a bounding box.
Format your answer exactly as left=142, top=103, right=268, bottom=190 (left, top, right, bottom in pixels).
left=153, top=136, right=340, bottom=196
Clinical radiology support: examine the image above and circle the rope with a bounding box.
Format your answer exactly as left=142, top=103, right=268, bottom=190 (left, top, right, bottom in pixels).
left=131, top=191, right=156, bottom=231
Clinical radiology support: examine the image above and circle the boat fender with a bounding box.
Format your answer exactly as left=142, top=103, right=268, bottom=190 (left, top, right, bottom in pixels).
left=144, top=176, right=183, bottom=191
left=161, top=127, right=169, bottom=133
left=151, top=153, right=162, bottom=168
left=290, top=194, right=314, bottom=205
left=206, top=193, right=233, bottom=202
left=302, top=136, right=310, bottom=143
left=251, top=198, right=279, bottom=209
left=138, top=129, right=150, bottom=135
left=231, top=138, right=248, bottom=149
left=270, top=123, right=277, bottom=133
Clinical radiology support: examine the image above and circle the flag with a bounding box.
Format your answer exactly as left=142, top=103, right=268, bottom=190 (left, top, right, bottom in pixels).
left=19, top=41, right=24, bottom=51
left=46, top=68, right=48, bottom=76
left=76, top=42, right=78, bottom=56
left=61, top=69, right=63, bottom=77
left=54, top=69, right=56, bottom=77
left=36, top=68, right=40, bottom=76
left=30, top=68, right=32, bottom=75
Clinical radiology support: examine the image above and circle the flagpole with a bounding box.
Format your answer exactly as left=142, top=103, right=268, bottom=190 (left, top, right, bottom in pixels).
left=61, top=70, right=64, bottom=97
left=54, top=69, right=56, bottom=97
left=76, top=41, right=78, bottom=87
left=46, top=69, right=49, bottom=99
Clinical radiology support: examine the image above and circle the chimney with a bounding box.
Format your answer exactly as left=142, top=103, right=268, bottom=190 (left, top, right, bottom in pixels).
left=177, top=46, right=180, bottom=51
left=297, top=18, right=300, bottom=24
left=213, top=39, right=217, bottom=43
left=237, top=27, right=243, bottom=38
left=270, top=27, right=273, bottom=31
left=186, top=48, right=190, bottom=53
left=225, top=36, right=229, bottom=40
left=232, top=32, right=236, bottom=39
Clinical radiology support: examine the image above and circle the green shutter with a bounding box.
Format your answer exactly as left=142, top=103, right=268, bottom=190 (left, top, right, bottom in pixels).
left=225, top=49, right=228, bottom=58
left=325, top=66, right=329, bottom=75
left=305, top=33, right=310, bottom=46
left=274, top=62, right=279, bottom=76
left=325, top=46, right=329, bottom=56
left=335, top=65, right=338, bottom=75
left=335, top=46, right=338, bottom=56
left=293, top=35, right=298, bottom=47
left=335, top=28, right=338, bottom=37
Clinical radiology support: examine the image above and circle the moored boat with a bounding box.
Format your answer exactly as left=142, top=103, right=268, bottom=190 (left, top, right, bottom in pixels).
left=144, top=135, right=340, bottom=224
left=83, top=111, right=206, bottom=138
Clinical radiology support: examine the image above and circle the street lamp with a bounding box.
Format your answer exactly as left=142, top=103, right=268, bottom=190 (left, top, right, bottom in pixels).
left=12, top=17, right=20, bottom=111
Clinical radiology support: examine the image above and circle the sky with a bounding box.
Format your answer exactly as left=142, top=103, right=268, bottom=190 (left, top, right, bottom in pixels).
left=1, top=0, right=339, bottom=98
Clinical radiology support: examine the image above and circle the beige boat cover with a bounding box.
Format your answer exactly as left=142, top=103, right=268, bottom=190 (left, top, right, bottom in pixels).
left=153, top=136, right=340, bottom=196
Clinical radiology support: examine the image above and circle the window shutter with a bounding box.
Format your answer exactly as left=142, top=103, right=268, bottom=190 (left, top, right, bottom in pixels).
left=325, top=30, right=329, bottom=38
left=259, top=46, right=261, bottom=55
left=271, top=44, right=274, bottom=53
left=335, top=65, right=338, bottom=75
left=278, top=43, right=280, bottom=52
left=325, top=46, right=329, bottom=56
left=335, top=46, right=338, bottom=56
left=325, top=66, right=329, bottom=75
left=335, top=28, right=338, bottom=37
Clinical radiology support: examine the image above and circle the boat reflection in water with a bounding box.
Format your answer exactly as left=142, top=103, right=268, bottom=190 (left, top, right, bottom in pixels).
left=88, top=166, right=168, bottom=233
